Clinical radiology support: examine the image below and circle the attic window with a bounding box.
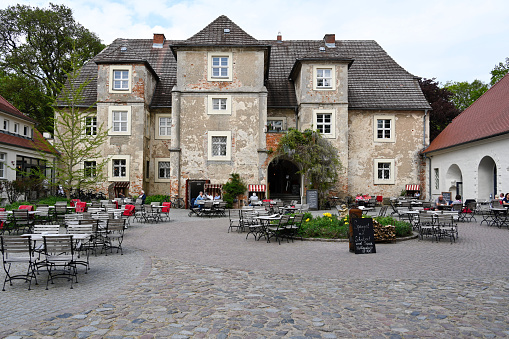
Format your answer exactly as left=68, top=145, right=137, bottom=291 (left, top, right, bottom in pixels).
left=224, top=28, right=230, bottom=34
left=319, top=47, right=326, bottom=52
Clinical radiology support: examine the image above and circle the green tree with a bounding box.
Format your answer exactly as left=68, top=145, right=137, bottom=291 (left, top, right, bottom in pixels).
left=276, top=129, right=342, bottom=206
left=418, top=78, right=461, bottom=141
left=0, top=3, right=105, bottom=132
left=444, top=79, right=489, bottom=111
left=49, top=51, right=109, bottom=199
left=490, top=57, right=509, bottom=86
left=222, top=173, right=247, bottom=208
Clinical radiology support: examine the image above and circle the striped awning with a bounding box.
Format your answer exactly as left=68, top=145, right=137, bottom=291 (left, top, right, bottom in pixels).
left=406, top=184, right=420, bottom=191
left=249, top=184, right=266, bottom=192
left=114, top=182, right=130, bottom=188
left=204, top=184, right=223, bottom=190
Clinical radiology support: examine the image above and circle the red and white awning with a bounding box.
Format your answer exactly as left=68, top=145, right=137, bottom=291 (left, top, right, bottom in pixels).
left=406, top=184, right=420, bottom=191
left=249, top=184, right=266, bottom=192
left=204, top=184, right=223, bottom=191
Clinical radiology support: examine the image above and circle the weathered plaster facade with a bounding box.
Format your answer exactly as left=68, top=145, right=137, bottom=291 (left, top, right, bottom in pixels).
left=60, top=16, right=430, bottom=203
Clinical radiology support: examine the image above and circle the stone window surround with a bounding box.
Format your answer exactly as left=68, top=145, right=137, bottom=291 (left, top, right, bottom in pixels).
left=313, top=109, right=336, bottom=139
left=155, top=158, right=171, bottom=182
left=207, top=131, right=232, bottom=161
left=313, top=65, right=336, bottom=90
left=84, top=115, right=98, bottom=136
left=108, top=105, right=132, bottom=136
left=108, top=154, right=130, bottom=181
left=374, top=158, right=395, bottom=185
left=109, top=65, right=133, bottom=93
left=155, top=114, right=172, bottom=139
left=373, top=114, right=395, bottom=143
left=83, top=160, right=97, bottom=177
left=207, top=95, right=232, bottom=115
left=207, top=52, right=233, bottom=82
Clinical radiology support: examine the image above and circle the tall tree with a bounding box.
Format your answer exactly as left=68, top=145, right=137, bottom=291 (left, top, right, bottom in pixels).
left=48, top=51, right=109, bottom=199
left=490, top=57, right=509, bottom=86
left=276, top=129, right=342, bottom=207
left=418, top=78, right=461, bottom=142
left=444, top=79, right=489, bottom=111
left=0, top=3, right=104, bottom=132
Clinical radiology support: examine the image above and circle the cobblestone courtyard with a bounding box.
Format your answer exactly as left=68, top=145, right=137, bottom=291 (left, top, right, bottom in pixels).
left=0, top=209, right=508, bottom=338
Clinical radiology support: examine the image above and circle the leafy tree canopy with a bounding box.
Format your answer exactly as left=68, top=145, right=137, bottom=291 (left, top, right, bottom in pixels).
left=491, top=57, right=509, bottom=86
left=418, top=78, right=461, bottom=142
left=0, top=3, right=105, bottom=132
left=444, top=79, right=489, bottom=112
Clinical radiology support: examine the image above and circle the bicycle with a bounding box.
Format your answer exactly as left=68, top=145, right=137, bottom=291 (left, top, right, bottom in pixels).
left=171, top=196, right=185, bottom=209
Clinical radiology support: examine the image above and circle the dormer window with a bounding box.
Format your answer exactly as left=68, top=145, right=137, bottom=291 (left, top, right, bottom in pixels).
left=109, top=65, right=132, bottom=93
left=208, top=52, right=233, bottom=81
left=313, top=65, right=336, bottom=90
left=3, top=119, right=9, bottom=132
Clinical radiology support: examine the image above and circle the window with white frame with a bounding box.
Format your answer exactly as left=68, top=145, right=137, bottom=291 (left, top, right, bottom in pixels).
left=23, top=125, right=29, bottom=136
left=109, top=65, right=132, bottom=93
left=374, top=159, right=395, bottom=185
left=156, top=116, right=171, bottom=139
left=208, top=131, right=232, bottom=161
left=208, top=52, right=233, bottom=81
left=0, top=153, right=6, bottom=178
left=85, top=116, right=97, bottom=136
left=156, top=159, right=171, bottom=182
left=313, top=65, right=336, bottom=90
left=14, top=123, right=18, bottom=134
left=108, top=106, right=131, bottom=135
left=313, top=109, right=335, bottom=138
left=3, top=119, right=9, bottom=131
left=207, top=95, right=231, bottom=115
left=84, top=161, right=97, bottom=177
left=434, top=168, right=439, bottom=190
left=373, top=115, right=395, bottom=142
left=108, top=155, right=130, bottom=181
left=267, top=118, right=285, bottom=132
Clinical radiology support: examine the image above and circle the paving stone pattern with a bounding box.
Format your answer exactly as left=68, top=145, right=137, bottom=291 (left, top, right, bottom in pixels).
left=0, top=208, right=508, bottom=338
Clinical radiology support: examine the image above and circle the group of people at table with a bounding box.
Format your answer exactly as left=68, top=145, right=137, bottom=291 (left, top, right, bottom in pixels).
left=434, top=193, right=509, bottom=209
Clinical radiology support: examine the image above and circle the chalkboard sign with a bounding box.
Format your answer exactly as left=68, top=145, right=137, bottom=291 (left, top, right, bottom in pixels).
left=306, top=189, right=319, bottom=210
left=350, top=218, right=376, bottom=254
left=442, top=192, right=451, bottom=203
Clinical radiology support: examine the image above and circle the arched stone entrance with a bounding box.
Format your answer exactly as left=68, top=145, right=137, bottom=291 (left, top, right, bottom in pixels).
left=268, top=158, right=301, bottom=200
left=445, top=164, right=463, bottom=199
left=478, top=156, right=497, bottom=200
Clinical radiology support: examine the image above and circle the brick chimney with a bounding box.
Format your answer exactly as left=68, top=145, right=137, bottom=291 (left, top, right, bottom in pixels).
left=153, top=33, right=165, bottom=48
left=277, top=31, right=282, bottom=42
left=324, top=34, right=335, bottom=48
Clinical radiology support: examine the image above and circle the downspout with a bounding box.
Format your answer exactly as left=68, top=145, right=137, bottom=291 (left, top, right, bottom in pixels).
left=422, top=109, right=431, bottom=200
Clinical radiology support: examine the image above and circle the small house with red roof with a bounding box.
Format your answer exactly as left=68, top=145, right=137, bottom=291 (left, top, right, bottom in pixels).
left=422, top=73, right=509, bottom=201
left=0, top=94, right=57, bottom=202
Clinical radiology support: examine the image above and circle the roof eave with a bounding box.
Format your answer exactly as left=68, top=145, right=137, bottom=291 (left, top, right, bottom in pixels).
left=422, top=130, right=509, bottom=155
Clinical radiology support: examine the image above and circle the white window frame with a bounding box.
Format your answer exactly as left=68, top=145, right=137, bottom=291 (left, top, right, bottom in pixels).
left=108, top=106, right=132, bottom=135
left=208, top=131, right=232, bottom=161
left=313, top=65, right=336, bottom=90
left=267, top=117, right=287, bottom=132
left=108, top=155, right=130, bottom=181
left=155, top=114, right=172, bottom=139
left=155, top=158, right=171, bottom=183
left=13, top=123, right=18, bottom=134
left=373, top=114, right=395, bottom=143
left=374, top=159, right=395, bottom=185
left=23, top=125, right=29, bottom=137
left=207, top=52, right=233, bottom=81
left=0, top=152, right=6, bottom=178
left=313, top=109, right=335, bottom=138
left=83, top=160, right=97, bottom=178
left=84, top=116, right=98, bottom=136
left=207, top=95, right=232, bottom=115
left=109, top=65, right=132, bottom=93
left=3, top=119, right=9, bottom=132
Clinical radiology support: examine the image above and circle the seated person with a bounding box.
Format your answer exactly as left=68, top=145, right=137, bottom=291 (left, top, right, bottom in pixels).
left=194, top=191, right=205, bottom=207
left=502, top=193, right=509, bottom=206
left=249, top=193, right=259, bottom=205
left=355, top=194, right=363, bottom=201
left=435, top=195, right=447, bottom=207
left=214, top=194, right=221, bottom=200
left=450, top=194, right=462, bottom=205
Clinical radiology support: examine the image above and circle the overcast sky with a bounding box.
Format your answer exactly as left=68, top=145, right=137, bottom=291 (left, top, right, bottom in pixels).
left=5, top=0, right=509, bottom=84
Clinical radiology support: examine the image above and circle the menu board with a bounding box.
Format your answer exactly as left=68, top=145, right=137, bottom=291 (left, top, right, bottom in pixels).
left=306, top=189, right=319, bottom=210
left=442, top=192, right=451, bottom=203
left=350, top=218, right=376, bottom=254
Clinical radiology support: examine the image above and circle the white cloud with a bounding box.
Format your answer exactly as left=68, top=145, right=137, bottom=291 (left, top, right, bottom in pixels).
left=3, top=0, right=509, bottom=83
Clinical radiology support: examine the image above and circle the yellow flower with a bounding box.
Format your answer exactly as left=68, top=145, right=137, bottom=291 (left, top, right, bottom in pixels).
left=323, top=212, right=332, bottom=218
left=345, top=222, right=349, bottom=225
left=305, top=218, right=310, bottom=222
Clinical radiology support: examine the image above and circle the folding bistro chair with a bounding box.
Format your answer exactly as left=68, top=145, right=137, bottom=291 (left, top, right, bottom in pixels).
left=41, top=235, right=78, bottom=289
left=102, top=219, right=126, bottom=255
left=1, top=235, right=38, bottom=291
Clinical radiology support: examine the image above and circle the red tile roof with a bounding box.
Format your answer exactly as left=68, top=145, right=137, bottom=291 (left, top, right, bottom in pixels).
left=0, top=94, right=35, bottom=123
left=423, top=73, right=509, bottom=153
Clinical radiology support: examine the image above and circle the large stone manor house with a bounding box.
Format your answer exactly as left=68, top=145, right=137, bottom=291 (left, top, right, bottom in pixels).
left=62, top=15, right=430, bottom=205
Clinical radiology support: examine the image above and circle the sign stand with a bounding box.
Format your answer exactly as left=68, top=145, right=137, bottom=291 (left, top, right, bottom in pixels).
left=348, top=209, right=376, bottom=254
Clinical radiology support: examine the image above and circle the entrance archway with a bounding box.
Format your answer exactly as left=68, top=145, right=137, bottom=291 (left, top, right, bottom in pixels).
left=268, top=158, right=300, bottom=199
left=445, top=164, right=463, bottom=198
left=478, top=156, right=497, bottom=200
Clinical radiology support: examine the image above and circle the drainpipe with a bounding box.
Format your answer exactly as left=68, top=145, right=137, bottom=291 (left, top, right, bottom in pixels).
left=422, top=109, right=430, bottom=200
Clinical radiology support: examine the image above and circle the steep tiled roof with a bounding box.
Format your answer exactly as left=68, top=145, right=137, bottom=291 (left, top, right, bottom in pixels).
left=68, top=16, right=430, bottom=111
left=423, top=73, right=509, bottom=154
left=0, top=94, right=35, bottom=123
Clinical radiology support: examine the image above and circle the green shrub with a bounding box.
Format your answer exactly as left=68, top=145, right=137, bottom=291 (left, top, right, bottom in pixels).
left=145, top=194, right=169, bottom=204
left=298, top=212, right=349, bottom=239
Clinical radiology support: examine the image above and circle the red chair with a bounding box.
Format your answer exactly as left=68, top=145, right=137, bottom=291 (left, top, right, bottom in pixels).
left=70, top=199, right=80, bottom=207
left=75, top=201, right=87, bottom=213
left=122, top=204, right=135, bottom=226
left=162, top=202, right=171, bottom=213
left=18, top=205, right=34, bottom=211
left=376, top=196, right=383, bottom=206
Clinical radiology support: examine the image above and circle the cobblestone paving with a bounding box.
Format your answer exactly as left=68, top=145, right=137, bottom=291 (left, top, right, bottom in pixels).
left=0, top=209, right=508, bottom=338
